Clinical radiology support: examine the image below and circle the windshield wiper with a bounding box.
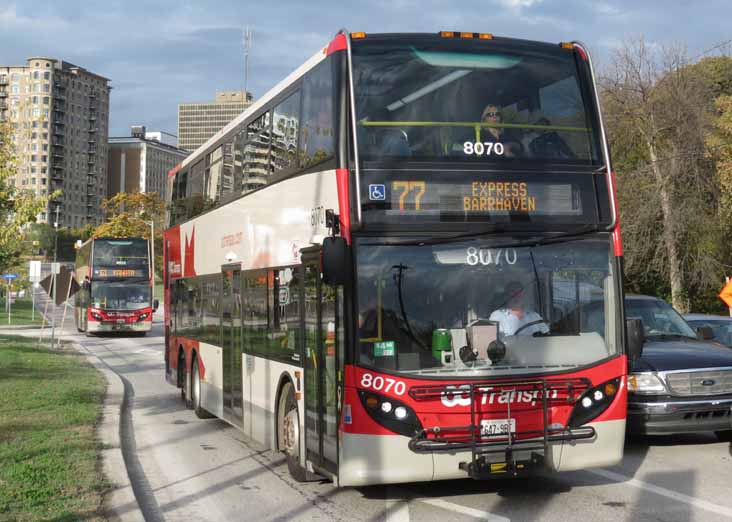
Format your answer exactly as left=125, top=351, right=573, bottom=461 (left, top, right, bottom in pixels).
left=362, top=224, right=601, bottom=248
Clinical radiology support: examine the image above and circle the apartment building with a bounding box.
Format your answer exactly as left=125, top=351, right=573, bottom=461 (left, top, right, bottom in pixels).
left=108, top=125, right=189, bottom=200
left=178, top=90, right=252, bottom=152
left=0, top=57, right=110, bottom=227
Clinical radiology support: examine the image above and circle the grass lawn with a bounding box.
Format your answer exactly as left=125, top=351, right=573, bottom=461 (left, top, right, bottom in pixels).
left=0, top=335, right=108, bottom=522
left=1, top=299, right=44, bottom=327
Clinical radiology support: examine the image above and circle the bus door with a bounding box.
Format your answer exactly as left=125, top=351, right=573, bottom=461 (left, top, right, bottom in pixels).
left=303, top=255, right=339, bottom=474
left=221, top=265, right=243, bottom=426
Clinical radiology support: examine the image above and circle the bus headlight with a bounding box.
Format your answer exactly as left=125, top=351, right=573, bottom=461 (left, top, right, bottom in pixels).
left=568, top=378, right=621, bottom=428
left=90, top=311, right=103, bottom=321
left=627, top=373, right=666, bottom=394
left=358, top=390, right=422, bottom=437
left=137, top=312, right=150, bottom=322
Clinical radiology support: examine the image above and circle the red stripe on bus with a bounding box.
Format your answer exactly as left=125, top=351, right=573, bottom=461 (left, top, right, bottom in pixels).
left=336, top=168, right=351, bottom=244
left=610, top=171, right=623, bottom=256
left=573, top=43, right=588, bottom=61
left=327, top=34, right=347, bottom=55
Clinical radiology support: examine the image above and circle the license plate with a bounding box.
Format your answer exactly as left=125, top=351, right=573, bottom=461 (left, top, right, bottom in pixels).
left=480, top=418, right=516, bottom=437
left=116, top=319, right=125, bottom=324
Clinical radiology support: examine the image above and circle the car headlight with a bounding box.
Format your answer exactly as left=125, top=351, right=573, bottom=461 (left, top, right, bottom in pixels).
left=627, top=373, right=666, bottom=394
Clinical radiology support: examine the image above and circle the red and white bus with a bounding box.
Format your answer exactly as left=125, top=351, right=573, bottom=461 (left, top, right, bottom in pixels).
left=164, top=31, right=628, bottom=486
left=75, top=237, right=156, bottom=335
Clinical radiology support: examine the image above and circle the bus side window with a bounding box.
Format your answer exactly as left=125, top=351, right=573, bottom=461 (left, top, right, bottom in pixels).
left=271, top=91, right=301, bottom=176
left=270, top=267, right=302, bottom=363
left=243, top=272, right=268, bottom=357
left=300, top=59, right=335, bottom=169
left=239, top=112, right=271, bottom=196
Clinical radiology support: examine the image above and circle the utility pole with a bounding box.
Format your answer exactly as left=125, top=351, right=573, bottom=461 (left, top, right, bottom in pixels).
left=51, top=205, right=60, bottom=349
left=243, top=26, right=253, bottom=101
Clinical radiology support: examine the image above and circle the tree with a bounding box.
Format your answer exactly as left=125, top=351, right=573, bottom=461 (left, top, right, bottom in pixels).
left=601, top=39, right=723, bottom=312
left=0, top=120, right=56, bottom=272
left=94, top=192, right=165, bottom=275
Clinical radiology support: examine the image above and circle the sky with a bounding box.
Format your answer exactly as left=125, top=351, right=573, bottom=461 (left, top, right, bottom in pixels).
left=2, top=0, right=730, bottom=138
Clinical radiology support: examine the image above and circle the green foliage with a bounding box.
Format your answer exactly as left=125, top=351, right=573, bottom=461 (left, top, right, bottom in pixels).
left=688, top=56, right=732, bottom=97
left=0, top=120, right=56, bottom=272
left=602, top=43, right=732, bottom=312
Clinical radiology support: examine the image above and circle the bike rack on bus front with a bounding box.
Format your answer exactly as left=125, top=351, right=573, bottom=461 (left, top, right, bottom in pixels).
left=407, top=377, right=596, bottom=478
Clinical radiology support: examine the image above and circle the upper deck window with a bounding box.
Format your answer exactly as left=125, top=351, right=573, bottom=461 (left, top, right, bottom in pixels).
left=352, top=37, right=601, bottom=165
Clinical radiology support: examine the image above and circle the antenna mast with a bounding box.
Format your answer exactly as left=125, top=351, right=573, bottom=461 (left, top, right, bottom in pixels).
left=243, top=26, right=253, bottom=101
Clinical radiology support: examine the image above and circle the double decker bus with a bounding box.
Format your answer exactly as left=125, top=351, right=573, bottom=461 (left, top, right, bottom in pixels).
left=164, top=30, right=627, bottom=486
left=75, top=237, right=156, bottom=335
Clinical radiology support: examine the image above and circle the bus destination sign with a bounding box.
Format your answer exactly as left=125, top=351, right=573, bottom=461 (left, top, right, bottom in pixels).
left=94, top=267, right=148, bottom=278
left=381, top=179, right=582, bottom=220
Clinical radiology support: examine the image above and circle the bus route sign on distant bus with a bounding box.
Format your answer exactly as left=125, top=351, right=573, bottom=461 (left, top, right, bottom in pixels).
left=93, top=268, right=147, bottom=278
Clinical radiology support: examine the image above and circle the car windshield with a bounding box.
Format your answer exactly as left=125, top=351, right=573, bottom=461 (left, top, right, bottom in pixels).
left=686, top=319, right=732, bottom=346
left=626, top=299, right=697, bottom=339
left=356, top=236, right=619, bottom=377
left=91, top=282, right=151, bottom=311
left=352, top=37, right=601, bottom=164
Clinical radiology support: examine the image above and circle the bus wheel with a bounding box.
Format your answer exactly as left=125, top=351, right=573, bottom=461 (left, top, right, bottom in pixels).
left=191, top=355, right=213, bottom=419
left=279, top=383, right=308, bottom=482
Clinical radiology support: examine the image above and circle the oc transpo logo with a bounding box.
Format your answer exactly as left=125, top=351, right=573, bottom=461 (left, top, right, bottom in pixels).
left=440, top=385, right=558, bottom=408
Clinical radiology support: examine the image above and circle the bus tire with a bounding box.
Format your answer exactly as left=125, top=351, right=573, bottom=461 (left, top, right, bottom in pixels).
left=191, top=355, right=214, bottom=419
left=279, top=383, right=308, bottom=482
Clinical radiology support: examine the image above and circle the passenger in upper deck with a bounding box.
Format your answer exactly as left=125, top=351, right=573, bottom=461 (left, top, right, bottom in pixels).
left=522, top=117, right=575, bottom=160
left=479, top=104, right=521, bottom=157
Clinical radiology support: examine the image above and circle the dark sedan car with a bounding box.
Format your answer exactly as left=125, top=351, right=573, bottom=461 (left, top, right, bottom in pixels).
left=625, top=295, right=732, bottom=440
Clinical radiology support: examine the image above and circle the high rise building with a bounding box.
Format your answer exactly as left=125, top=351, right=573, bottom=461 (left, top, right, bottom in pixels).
left=178, top=91, right=252, bottom=152
left=0, top=57, right=111, bottom=228
left=108, top=125, right=189, bottom=200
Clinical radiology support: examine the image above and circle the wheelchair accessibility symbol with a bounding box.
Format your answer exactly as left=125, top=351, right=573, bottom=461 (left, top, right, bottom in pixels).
left=368, top=184, right=386, bottom=201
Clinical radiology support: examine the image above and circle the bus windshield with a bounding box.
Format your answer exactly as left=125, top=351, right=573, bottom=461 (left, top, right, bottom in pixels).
left=352, top=37, right=601, bottom=164
left=93, top=239, right=149, bottom=268
left=356, top=237, right=618, bottom=377
left=91, top=282, right=151, bottom=311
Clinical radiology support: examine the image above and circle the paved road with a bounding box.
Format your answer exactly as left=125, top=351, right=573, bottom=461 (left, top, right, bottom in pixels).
left=31, top=288, right=732, bottom=522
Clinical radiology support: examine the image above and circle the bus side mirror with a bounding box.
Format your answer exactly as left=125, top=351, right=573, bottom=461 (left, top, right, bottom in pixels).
left=626, top=318, right=644, bottom=360
left=697, top=325, right=714, bottom=341
left=153, top=299, right=159, bottom=312
left=322, top=236, right=350, bottom=286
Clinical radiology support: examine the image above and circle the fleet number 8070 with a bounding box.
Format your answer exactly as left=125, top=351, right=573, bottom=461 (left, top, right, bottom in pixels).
left=463, top=141, right=505, bottom=156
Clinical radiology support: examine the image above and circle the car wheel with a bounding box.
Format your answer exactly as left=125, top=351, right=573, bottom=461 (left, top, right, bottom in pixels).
left=278, top=382, right=309, bottom=482
left=715, top=430, right=732, bottom=442
left=191, top=356, right=214, bottom=419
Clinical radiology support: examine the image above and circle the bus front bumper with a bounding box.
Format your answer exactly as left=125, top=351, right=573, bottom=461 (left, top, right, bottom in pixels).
left=627, top=397, right=732, bottom=435
left=87, top=320, right=151, bottom=333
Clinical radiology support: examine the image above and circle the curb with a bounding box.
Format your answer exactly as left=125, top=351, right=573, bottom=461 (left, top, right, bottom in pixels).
left=74, top=341, right=145, bottom=522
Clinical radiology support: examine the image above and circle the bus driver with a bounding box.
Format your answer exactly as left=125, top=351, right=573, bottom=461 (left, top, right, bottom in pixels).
left=489, top=281, right=549, bottom=336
